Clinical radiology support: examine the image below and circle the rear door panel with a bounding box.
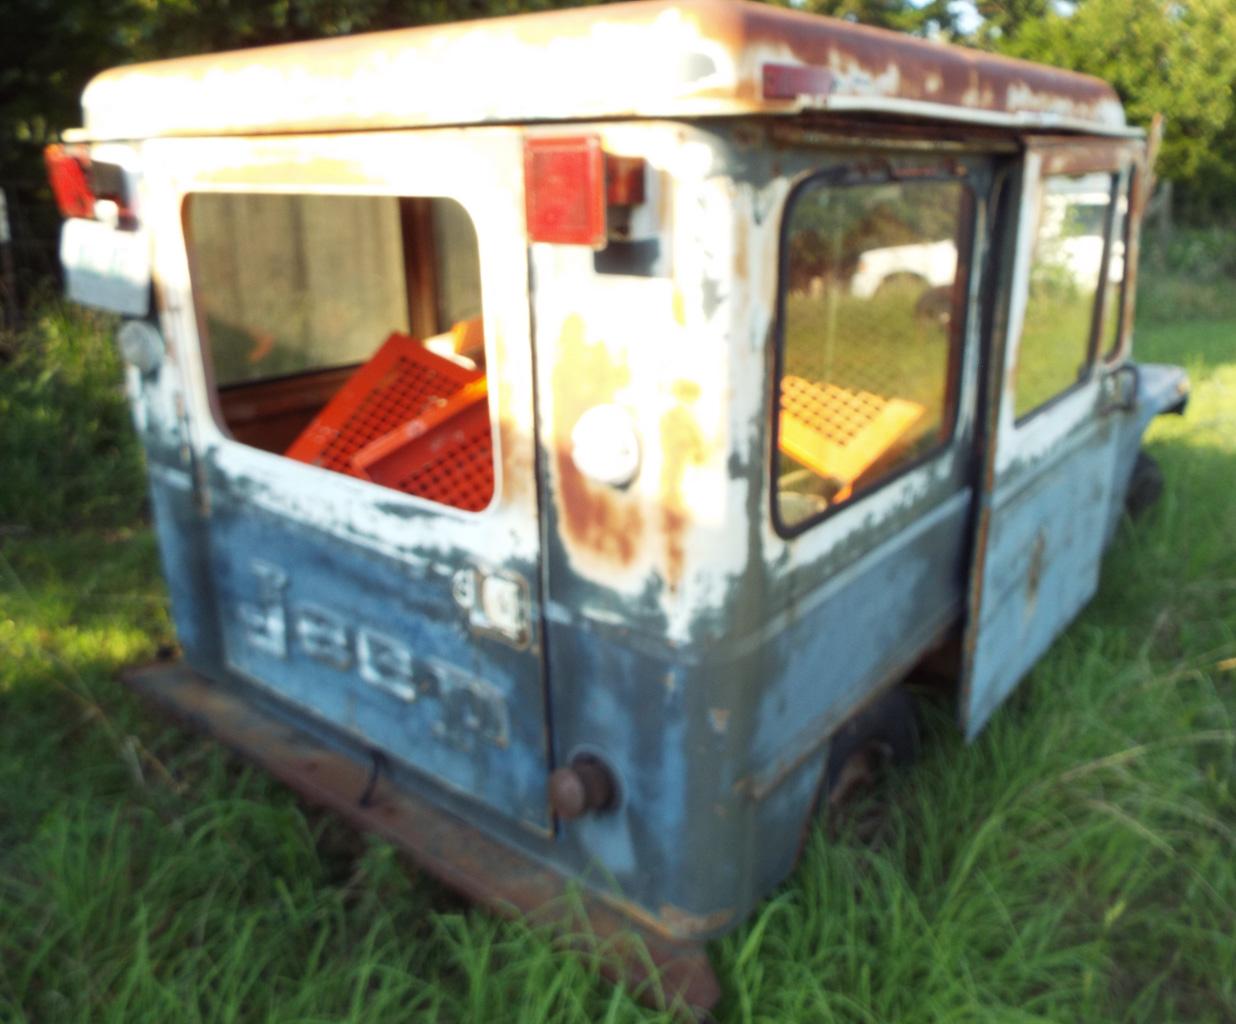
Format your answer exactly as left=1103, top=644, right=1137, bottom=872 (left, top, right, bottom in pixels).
left=146, top=130, right=553, bottom=830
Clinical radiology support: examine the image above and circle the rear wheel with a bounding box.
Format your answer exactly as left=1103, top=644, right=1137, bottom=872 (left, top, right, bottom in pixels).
left=1125, top=451, right=1164, bottom=519
left=824, top=686, right=919, bottom=808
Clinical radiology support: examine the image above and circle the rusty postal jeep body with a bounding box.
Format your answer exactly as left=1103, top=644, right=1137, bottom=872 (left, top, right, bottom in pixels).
left=49, top=0, right=1188, bottom=1007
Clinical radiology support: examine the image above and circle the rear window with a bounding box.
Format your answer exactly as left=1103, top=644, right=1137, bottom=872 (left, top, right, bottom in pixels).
left=774, top=171, right=971, bottom=533
left=186, top=193, right=480, bottom=386
left=183, top=192, right=494, bottom=512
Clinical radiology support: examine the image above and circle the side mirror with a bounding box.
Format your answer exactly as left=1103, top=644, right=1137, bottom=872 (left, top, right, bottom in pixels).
left=1100, top=362, right=1139, bottom=415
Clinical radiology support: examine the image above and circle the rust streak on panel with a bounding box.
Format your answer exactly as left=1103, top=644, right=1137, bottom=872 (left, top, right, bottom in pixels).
left=495, top=334, right=535, bottom=508
left=659, top=381, right=707, bottom=592
left=733, top=211, right=750, bottom=283
left=551, top=314, right=643, bottom=567
left=498, top=413, right=534, bottom=507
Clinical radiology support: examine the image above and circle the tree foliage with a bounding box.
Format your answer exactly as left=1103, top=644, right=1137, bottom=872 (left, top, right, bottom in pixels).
left=0, top=0, right=600, bottom=251
left=970, top=0, right=1051, bottom=44
left=115, top=0, right=600, bottom=61
left=983, top=0, right=1236, bottom=191
left=776, top=0, right=958, bottom=37
left=0, top=0, right=138, bottom=160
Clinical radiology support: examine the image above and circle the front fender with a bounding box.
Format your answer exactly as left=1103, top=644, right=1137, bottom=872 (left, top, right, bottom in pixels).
left=1103, top=361, right=1189, bottom=545
left=1133, top=362, right=1190, bottom=425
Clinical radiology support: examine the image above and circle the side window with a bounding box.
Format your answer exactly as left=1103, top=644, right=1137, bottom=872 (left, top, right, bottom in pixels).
left=775, top=174, right=970, bottom=532
left=1100, top=172, right=1132, bottom=360
left=183, top=192, right=494, bottom=512
left=1014, top=172, right=1113, bottom=419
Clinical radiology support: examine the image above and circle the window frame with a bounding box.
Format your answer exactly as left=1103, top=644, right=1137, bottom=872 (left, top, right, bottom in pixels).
left=770, top=163, right=977, bottom=540
left=1100, top=168, right=1135, bottom=365
left=1011, top=171, right=1119, bottom=426
left=180, top=186, right=497, bottom=517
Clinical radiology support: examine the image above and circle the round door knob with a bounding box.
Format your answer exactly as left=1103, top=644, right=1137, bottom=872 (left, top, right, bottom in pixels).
left=549, top=754, right=616, bottom=820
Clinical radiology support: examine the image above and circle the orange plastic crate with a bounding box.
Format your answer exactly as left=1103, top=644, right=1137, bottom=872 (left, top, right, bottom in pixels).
left=352, top=379, right=494, bottom=512
left=285, top=333, right=480, bottom=479
left=779, top=375, right=924, bottom=497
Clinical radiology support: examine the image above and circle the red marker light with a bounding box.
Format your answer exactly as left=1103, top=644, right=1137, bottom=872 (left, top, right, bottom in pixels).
left=44, top=145, right=94, bottom=219
left=525, top=136, right=607, bottom=248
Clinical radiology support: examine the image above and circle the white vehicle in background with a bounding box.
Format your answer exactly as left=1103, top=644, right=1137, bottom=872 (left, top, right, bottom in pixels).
left=1038, top=189, right=1125, bottom=284
left=850, top=187, right=1124, bottom=301
left=850, top=237, right=957, bottom=298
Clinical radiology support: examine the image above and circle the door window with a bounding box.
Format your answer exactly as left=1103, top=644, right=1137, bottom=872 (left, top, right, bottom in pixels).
left=183, top=192, right=493, bottom=512
left=1014, top=172, right=1114, bottom=419
left=775, top=173, right=971, bottom=532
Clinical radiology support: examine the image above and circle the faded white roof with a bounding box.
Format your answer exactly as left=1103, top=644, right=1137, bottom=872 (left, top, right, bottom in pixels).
left=77, top=0, right=1130, bottom=141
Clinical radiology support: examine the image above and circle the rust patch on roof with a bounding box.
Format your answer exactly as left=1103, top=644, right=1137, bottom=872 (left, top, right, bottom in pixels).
left=731, top=0, right=1119, bottom=119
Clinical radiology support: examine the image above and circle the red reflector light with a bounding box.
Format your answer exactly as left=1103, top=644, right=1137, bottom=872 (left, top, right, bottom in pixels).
left=44, top=145, right=94, bottom=219
left=525, top=136, right=606, bottom=248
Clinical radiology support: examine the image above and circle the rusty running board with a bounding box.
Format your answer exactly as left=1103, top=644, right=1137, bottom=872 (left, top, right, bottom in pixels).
left=120, top=662, right=720, bottom=1015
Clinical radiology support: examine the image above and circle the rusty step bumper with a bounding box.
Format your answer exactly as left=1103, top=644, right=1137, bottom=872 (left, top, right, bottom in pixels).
left=120, top=661, right=720, bottom=1015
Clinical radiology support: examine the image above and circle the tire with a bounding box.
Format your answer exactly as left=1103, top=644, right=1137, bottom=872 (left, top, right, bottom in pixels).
left=1125, top=451, right=1164, bottom=520
left=914, top=285, right=953, bottom=327
left=824, top=686, right=919, bottom=807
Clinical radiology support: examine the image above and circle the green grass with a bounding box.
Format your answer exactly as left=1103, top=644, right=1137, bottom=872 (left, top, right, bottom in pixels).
left=0, top=303, right=147, bottom=531
left=1, top=298, right=1233, bottom=1022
